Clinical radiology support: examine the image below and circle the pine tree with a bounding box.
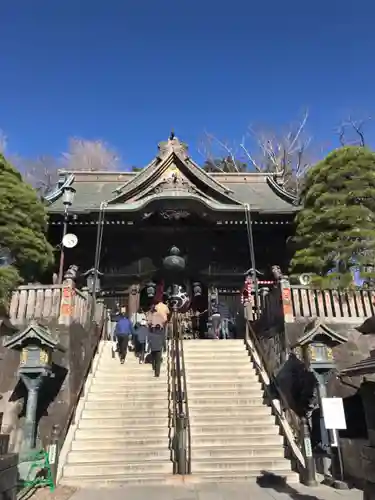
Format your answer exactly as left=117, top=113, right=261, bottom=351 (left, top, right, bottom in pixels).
left=290, top=146, right=375, bottom=286
left=0, top=154, right=54, bottom=307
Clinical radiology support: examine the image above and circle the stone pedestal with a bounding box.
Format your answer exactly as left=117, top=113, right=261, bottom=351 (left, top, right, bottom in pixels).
left=362, top=445, right=375, bottom=500
left=0, top=454, right=18, bottom=500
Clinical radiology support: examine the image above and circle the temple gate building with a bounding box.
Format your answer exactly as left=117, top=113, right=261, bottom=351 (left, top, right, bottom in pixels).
left=46, top=134, right=298, bottom=335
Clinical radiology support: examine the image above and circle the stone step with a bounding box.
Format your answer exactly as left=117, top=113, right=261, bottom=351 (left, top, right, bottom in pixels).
left=81, top=408, right=169, bottom=419
left=189, top=424, right=279, bottom=436
left=183, top=345, right=245, bottom=352
left=184, top=353, right=248, bottom=360
left=188, top=397, right=265, bottom=407
left=87, top=392, right=168, bottom=401
left=184, top=361, right=250, bottom=367
left=100, top=353, right=167, bottom=361
left=63, top=461, right=172, bottom=477
left=75, top=427, right=169, bottom=440
left=192, top=445, right=285, bottom=459
left=188, top=405, right=271, bottom=417
left=185, top=368, right=257, bottom=377
left=91, top=379, right=169, bottom=388
left=97, top=357, right=167, bottom=365
left=191, top=457, right=291, bottom=473
left=84, top=399, right=168, bottom=410
left=186, top=382, right=262, bottom=391
left=184, top=339, right=244, bottom=343
left=67, top=449, right=170, bottom=464
left=190, top=471, right=300, bottom=483
left=191, top=434, right=284, bottom=447
left=71, top=436, right=169, bottom=451
left=88, top=390, right=168, bottom=399
left=96, top=364, right=167, bottom=372
left=98, top=355, right=167, bottom=363
left=186, top=378, right=260, bottom=387
left=78, top=417, right=169, bottom=429
left=60, top=473, right=173, bottom=486
left=190, top=414, right=275, bottom=426
left=92, top=371, right=168, bottom=380
left=187, top=389, right=263, bottom=399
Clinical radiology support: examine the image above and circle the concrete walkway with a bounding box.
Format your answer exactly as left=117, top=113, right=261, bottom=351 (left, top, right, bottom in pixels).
left=69, top=481, right=363, bottom=500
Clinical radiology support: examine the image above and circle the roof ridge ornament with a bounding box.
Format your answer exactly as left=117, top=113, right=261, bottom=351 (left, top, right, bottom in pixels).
left=158, top=133, right=188, bottom=159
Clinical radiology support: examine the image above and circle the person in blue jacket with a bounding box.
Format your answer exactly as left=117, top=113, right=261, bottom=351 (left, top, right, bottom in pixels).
left=114, top=306, right=134, bottom=364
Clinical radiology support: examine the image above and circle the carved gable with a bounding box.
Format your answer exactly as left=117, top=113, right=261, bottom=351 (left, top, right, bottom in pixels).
left=107, top=135, right=242, bottom=206
left=134, top=167, right=202, bottom=201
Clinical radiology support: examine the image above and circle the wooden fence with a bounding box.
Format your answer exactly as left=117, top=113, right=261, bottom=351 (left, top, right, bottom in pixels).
left=257, top=284, right=375, bottom=324
left=290, top=286, right=375, bottom=321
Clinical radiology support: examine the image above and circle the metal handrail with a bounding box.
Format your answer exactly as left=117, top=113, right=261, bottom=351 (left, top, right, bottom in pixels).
left=177, top=315, right=191, bottom=473
left=168, top=322, right=178, bottom=472
left=244, top=308, right=305, bottom=470
left=48, top=301, right=108, bottom=485
left=169, top=309, right=191, bottom=474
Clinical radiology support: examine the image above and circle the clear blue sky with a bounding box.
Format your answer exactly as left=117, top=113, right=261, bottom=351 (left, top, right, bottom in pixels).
left=1, top=0, right=375, bottom=168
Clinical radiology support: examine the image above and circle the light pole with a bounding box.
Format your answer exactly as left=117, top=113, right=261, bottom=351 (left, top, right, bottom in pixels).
left=57, top=186, right=76, bottom=284
left=244, top=203, right=259, bottom=316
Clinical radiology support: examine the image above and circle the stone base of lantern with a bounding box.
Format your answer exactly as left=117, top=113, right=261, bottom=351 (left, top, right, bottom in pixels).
left=362, top=446, right=375, bottom=500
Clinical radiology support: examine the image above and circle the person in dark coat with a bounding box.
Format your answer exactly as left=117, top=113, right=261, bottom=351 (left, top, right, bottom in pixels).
left=136, top=318, right=149, bottom=364
left=148, top=324, right=165, bottom=377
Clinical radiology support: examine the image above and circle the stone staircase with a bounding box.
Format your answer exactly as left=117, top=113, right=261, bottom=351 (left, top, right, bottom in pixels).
left=59, top=341, right=172, bottom=486
left=183, top=339, right=299, bottom=483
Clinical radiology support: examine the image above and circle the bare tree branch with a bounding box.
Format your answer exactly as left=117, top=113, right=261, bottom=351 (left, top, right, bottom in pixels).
left=243, top=110, right=312, bottom=176
left=199, top=112, right=314, bottom=195
left=19, top=156, right=59, bottom=196
left=198, top=131, right=249, bottom=173
left=336, top=115, right=371, bottom=147
left=62, top=138, right=122, bottom=171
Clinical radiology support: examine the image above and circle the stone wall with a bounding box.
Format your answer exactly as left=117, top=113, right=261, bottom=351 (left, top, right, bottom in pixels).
left=0, top=311, right=105, bottom=454
left=37, top=319, right=104, bottom=448
left=252, top=299, right=374, bottom=487
left=0, top=343, right=23, bottom=453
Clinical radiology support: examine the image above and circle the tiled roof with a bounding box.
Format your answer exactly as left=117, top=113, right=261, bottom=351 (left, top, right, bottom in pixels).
left=47, top=136, right=299, bottom=215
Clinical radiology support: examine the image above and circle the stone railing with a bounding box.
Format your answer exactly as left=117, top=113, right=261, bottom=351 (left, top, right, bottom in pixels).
left=9, top=284, right=92, bottom=327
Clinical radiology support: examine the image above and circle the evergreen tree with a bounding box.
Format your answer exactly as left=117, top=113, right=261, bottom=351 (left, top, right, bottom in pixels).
left=290, top=146, right=375, bottom=286
left=0, top=154, right=54, bottom=307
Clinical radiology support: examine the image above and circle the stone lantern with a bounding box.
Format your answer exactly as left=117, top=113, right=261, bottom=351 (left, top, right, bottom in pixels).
left=292, top=319, right=348, bottom=486
left=4, top=321, right=65, bottom=455
left=83, top=267, right=103, bottom=294
left=145, top=281, right=157, bottom=299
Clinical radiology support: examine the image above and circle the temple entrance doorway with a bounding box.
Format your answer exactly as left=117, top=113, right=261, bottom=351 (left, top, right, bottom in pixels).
left=138, top=276, right=243, bottom=340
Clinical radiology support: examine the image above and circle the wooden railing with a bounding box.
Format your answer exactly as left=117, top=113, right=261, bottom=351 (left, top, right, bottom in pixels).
left=290, top=286, right=375, bottom=321
left=9, top=284, right=92, bottom=327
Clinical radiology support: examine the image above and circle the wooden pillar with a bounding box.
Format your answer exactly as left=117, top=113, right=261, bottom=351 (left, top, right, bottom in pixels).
left=58, top=266, right=78, bottom=326
left=279, top=276, right=294, bottom=324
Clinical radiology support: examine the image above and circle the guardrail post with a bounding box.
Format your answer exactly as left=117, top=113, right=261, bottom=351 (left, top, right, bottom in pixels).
left=48, top=424, right=60, bottom=487
left=300, top=417, right=317, bottom=486
left=176, top=412, right=187, bottom=475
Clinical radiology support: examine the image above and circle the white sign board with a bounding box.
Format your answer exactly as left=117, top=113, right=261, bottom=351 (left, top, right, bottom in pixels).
left=48, top=443, right=57, bottom=465
left=321, top=397, right=347, bottom=430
